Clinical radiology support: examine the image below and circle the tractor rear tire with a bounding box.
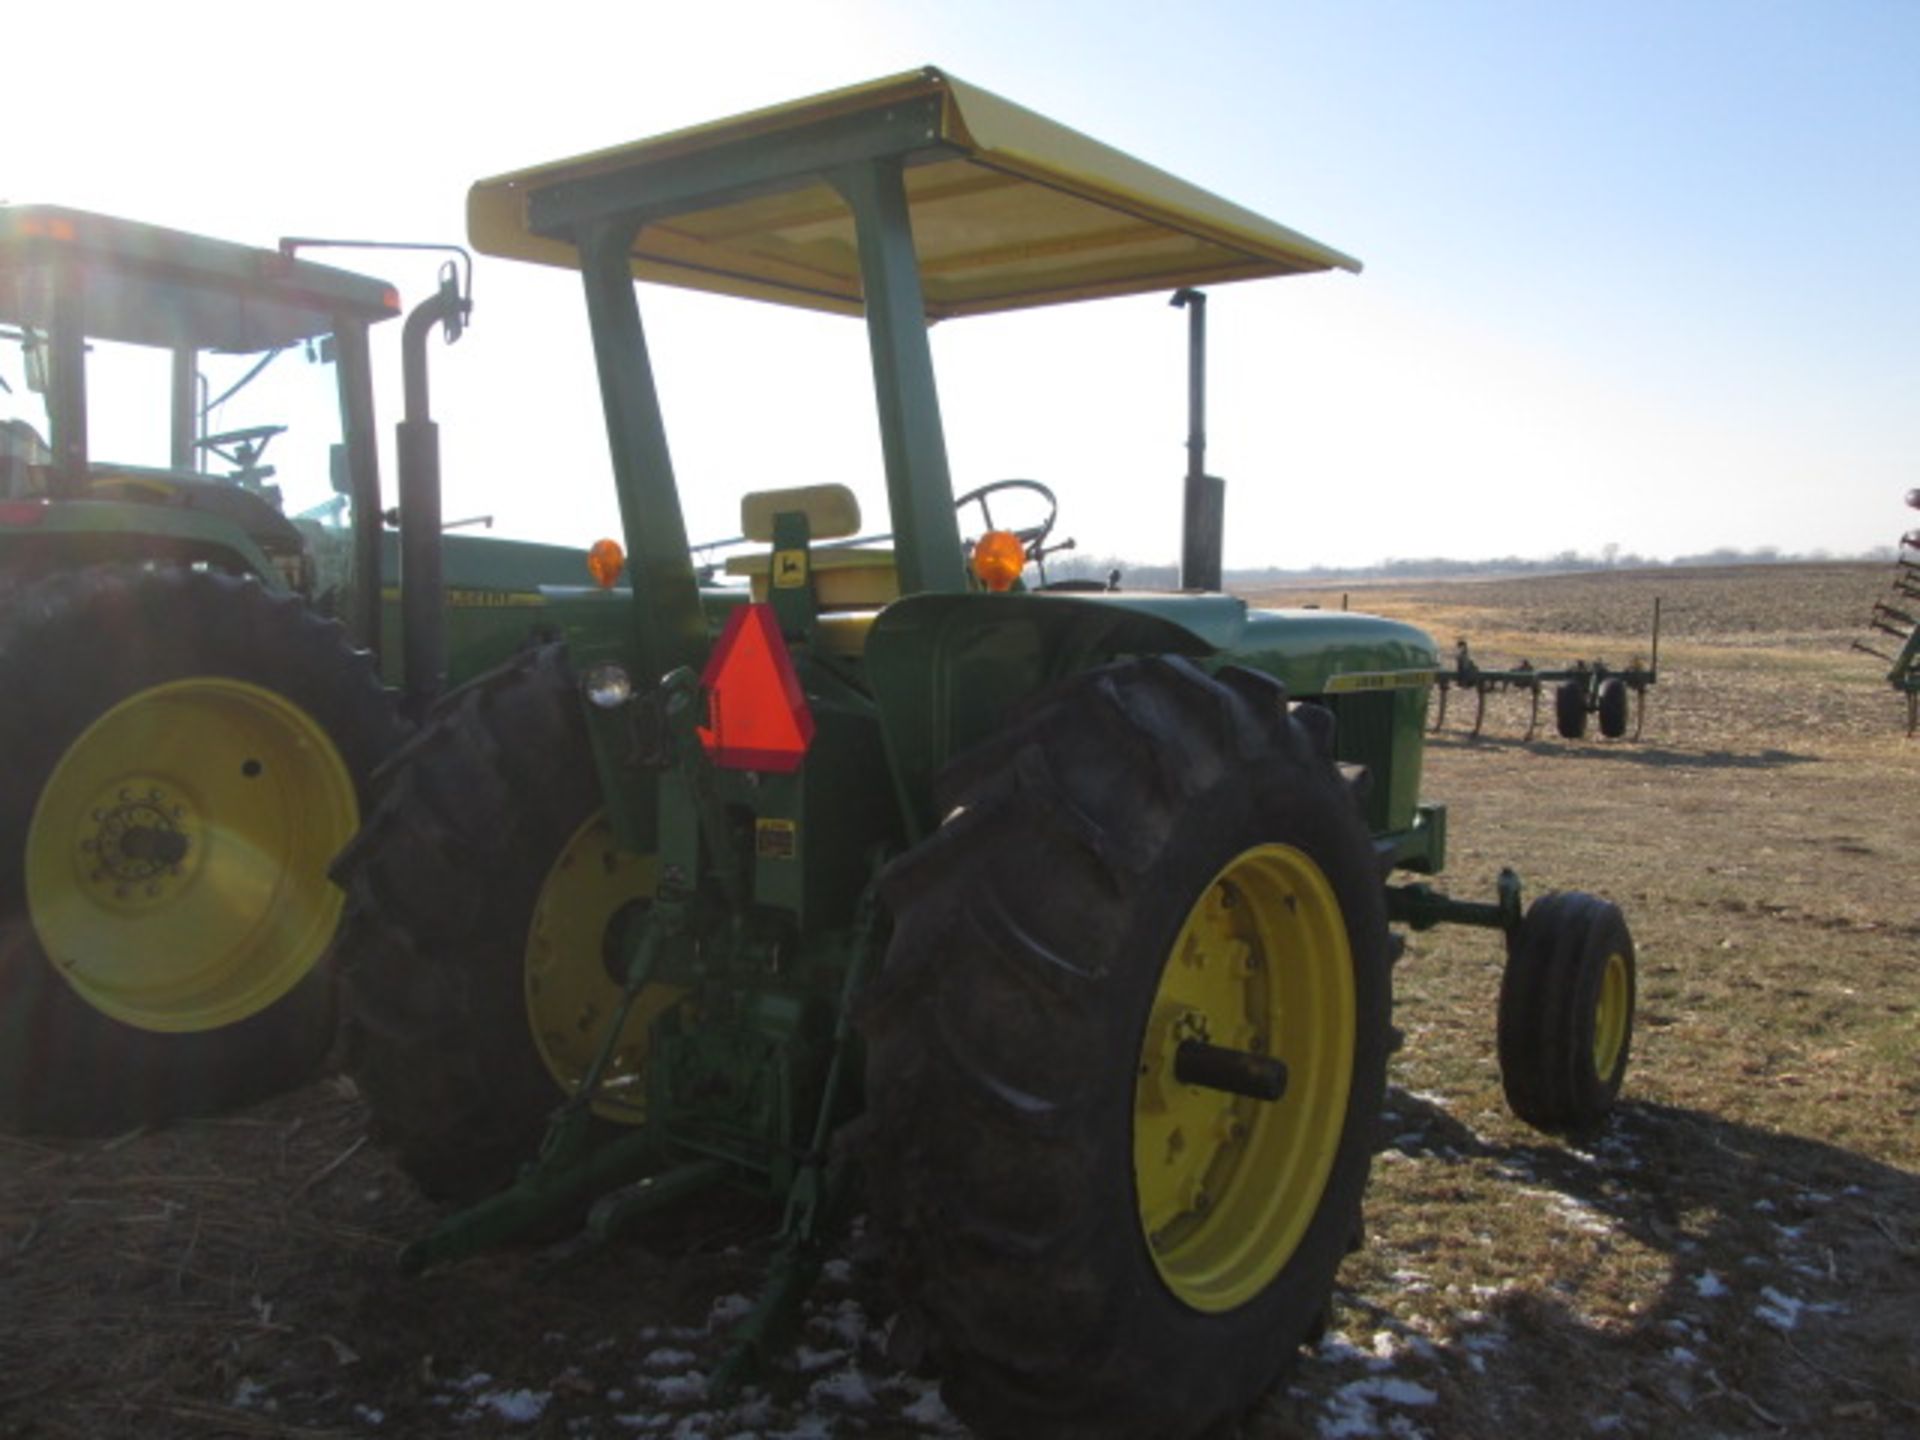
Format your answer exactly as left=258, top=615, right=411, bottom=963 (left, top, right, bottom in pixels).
left=857, top=656, right=1391, bottom=1440
left=1553, top=680, right=1588, bottom=739
left=1497, top=891, right=1635, bottom=1131
left=1596, top=678, right=1630, bottom=739
left=0, top=565, right=402, bottom=1134
left=333, top=644, right=662, bottom=1202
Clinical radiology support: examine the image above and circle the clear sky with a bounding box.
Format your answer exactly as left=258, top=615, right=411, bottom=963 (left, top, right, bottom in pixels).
left=9, top=0, right=1917, bottom=570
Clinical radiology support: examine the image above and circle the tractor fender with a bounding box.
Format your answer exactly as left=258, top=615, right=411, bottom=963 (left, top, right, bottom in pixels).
left=864, top=591, right=1223, bottom=838
left=0, top=498, right=287, bottom=589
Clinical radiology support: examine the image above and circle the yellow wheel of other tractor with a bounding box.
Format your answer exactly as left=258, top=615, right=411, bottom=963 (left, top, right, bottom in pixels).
left=861, top=657, right=1390, bottom=1440
left=525, top=813, right=680, bottom=1123
left=1497, top=891, right=1637, bottom=1131
left=27, top=678, right=356, bottom=1032
left=1135, top=844, right=1355, bottom=1313
left=0, top=566, right=402, bottom=1135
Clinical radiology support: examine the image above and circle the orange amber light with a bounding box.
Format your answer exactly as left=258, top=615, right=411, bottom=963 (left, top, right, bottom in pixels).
left=587, top=538, right=626, bottom=589
left=970, top=529, right=1026, bottom=592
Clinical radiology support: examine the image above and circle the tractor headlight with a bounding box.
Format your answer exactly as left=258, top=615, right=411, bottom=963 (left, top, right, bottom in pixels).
left=583, top=663, right=635, bottom=709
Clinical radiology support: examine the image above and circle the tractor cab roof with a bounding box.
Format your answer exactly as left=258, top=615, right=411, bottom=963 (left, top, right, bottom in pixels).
left=0, top=205, right=401, bottom=352
left=469, top=65, right=1360, bottom=320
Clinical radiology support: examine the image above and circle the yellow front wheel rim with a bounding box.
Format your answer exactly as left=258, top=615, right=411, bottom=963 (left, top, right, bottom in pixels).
left=524, top=814, right=679, bottom=1123
left=26, top=678, right=356, bottom=1033
left=1592, top=951, right=1630, bottom=1080
left=1134, top=844, right=1355, bottom=1313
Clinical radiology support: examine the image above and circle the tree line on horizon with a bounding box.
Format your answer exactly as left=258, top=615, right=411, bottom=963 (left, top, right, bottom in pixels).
left=1045, top=542, right=1895, bottom=590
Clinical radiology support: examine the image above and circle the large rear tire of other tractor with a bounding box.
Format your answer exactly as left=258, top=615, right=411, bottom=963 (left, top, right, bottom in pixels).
left=1497, top=891, right=1635, bottom=1131
left=858, top=656, right=1391, bottom=1440
left=1553, top=680, right=1588, bottom=739
left=0, top=566, right=402, bottom=1135
left=1596, top=677, right=1630, bottom=740
left=333, top=644, right=668, bottom=1203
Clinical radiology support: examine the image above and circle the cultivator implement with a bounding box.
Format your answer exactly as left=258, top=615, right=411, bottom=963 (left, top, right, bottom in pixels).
left=1430, top=600, right=1662, bottom=741
left=1853, top=489, right=1920, bottom=735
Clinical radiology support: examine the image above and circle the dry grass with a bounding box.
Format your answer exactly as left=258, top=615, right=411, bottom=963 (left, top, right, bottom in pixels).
left=2, top=562, right=1916, bottom=1439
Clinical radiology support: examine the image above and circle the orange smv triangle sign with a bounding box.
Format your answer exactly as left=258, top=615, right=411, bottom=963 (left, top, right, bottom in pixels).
left=698, top=603, right=815, bottom=773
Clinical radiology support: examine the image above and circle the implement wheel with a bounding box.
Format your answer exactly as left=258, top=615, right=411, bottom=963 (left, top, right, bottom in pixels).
left=1497, top=891, right=1636, bottom=1131
left=1553, top=680, right=1588, bottom=739
left=859, top=657, right=1390, bottom=1440
left=0, top=566, right=401, bottom=1134
left=1596, top=678, right=1630, bottom=739
left=333, top=645, right=672, bottom=1201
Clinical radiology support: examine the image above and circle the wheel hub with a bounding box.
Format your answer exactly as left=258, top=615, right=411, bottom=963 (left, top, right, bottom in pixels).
left=81, top=780, right=200, bottom=909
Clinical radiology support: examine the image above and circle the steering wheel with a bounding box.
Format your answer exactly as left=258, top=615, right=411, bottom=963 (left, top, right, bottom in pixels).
left=196, top=424, right=287, bottom=458
left=952, top=478, right=1058, bottom=557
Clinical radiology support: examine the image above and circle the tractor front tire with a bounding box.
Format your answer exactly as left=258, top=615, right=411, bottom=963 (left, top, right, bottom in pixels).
left=333, top=645, right=664, bottom=1202
left=858, top=657, right=1391, bottom=1440
left=1553, top=680, right=1588, bottom=740
left=1497, top=891, right=1636, bottom=1131
left=0, top=566, right=402, bottom=1134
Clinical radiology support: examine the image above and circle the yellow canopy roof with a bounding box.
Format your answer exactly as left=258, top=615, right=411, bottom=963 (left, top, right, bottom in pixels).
left=469, top=67, right=1359, bottom=320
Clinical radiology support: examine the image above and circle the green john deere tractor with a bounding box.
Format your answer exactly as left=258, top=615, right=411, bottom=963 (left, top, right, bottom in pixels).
left=0, top=207, right=605, bottom=1134
left=335, top=68, right=1640, bottom=1438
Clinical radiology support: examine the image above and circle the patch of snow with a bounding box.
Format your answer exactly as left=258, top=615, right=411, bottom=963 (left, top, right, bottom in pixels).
left=1773, top=1223, right=1806, bottom=1241
left=790, top=1345, right=850, bottom=1374
left=1319, top=1377, right=1440, bottom=1439
left=1754, top=1287, right=1805, bottom=1332
left=1667, top=1346, right=1699, bottom=1367
left=809, top=1297, right=869, bottom=1348
left=1752, top=1198, right=1776, bottom=1213
left=614, top=1413, right=667, bottom=1432
left=724, top=1395, right=775, bottom=1428
left=1588, top=1418, right=1627, bottom=1434
left=476, top=1388, right=551, bottom=1424
left=708, top=1294, right=754, bottom=1329
left=641, top=1347, right=700, bottom=1372
left=352, top=1405, right=385, bottom=1427
left=231, top=1379, right=269, bottom=1410
left=640, top=1372, right=711, bottom=1404
left=1312, top=1333, right=1374, bottom=1366
left=819, top=1258, right=854, bottom=1285
left=809, top=1364, right=877, bottom=1409
left=1691, top=1271, right=1728, bottom=1299
left=671, top=1414, right=718, bottom=1439
left=900, top=1381, right=960, bottom=1429
left=454, top=1371, right=495, bottom=1392
left=1392, top=1132, right=1424, bottom=1148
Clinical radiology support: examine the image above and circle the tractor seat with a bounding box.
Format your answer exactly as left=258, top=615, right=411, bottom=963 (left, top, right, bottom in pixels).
left=728, top=482, right=899, bottom=610
left=723, top=546, right=900, bottom=608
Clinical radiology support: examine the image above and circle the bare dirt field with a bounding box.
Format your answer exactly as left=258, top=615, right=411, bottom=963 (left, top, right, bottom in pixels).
left=3, top=562, right=1916, bottom=1440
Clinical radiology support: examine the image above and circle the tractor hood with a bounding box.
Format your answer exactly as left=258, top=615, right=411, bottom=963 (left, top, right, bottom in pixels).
left=469, top=66, right=1360, bottom=320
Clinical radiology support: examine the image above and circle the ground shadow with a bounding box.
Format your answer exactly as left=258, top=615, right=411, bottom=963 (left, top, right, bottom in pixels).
left=1426, top=732, right=1822, bottom=770
left=1284, top=1087, right=1920, bottom=1436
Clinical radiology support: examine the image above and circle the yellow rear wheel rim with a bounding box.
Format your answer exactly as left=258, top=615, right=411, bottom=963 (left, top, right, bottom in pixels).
left=1134, top=843, right=1355, bottom=1313
left=26, top=678, right=356, bottom=1033
left=524, top=814, right=679, bottom=1123
left=1592, top=950, right=1630, bottom=1080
